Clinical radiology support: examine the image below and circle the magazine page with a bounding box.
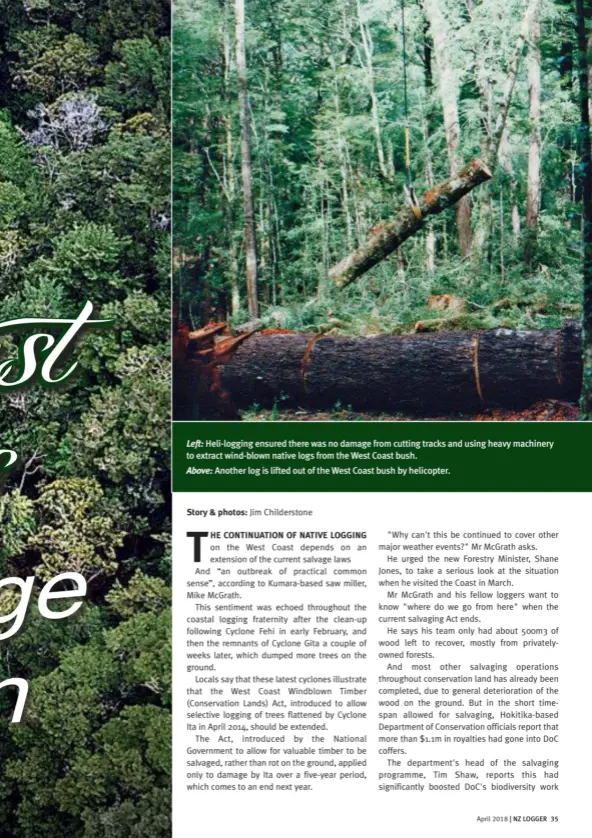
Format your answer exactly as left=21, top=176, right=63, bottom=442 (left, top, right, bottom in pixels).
left=171, top=0, right=592, bottom=836
left=1, top=0, right=592, bottom=836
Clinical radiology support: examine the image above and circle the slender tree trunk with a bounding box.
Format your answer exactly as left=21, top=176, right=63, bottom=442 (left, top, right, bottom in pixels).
left=489, top=0, right=541, bottom=167
left=424, top=152, right=436, bottom=273
left=356, top=0, right=389, bottom=180
left=423, top=0, right=472, bottom=256
left=500, top=130, right=521, bottom=240
left=423, top=25, right=436, bottom=272
left=471, top=59, right=494, bottom=265
left=576, top=0, right=592, bottom=418
left=259, top=194, right=268, bottom=291
left=234, top=0, right=259, bottom=318
left=466, top=46, right=497, bottom=267
left=318, top=148, right=330, bottom=297
left=472, top=189, right=493, bottom=267
left=331, top=74, right=354, bottom=248
left=341, top=156, right=353, bottom=248
left=512, top=199, right=521, bottom=240
left=468, top=5, right=524, bottom=255
left=223, top=1, right=240, bottom=317
left=499, top=185, right=505, bottom=283
left=472, top=0, right=539, bottom=265
left=525, top=8, right=541, bottom=263
left=230, top=243, right=241, bottom=316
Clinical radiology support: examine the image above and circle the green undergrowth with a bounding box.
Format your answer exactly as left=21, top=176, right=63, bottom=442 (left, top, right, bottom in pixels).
left=228, top=255, right=582, bottom=338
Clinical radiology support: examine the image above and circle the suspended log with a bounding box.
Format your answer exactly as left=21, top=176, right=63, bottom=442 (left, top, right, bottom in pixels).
left=217, top=320, right=582, bottom=415
left=329, top=158, right=492, bottom=288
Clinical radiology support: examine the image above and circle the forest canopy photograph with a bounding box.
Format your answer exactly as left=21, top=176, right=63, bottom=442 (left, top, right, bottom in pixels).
left=0, top=1, right=171, bottom=836
left=173, top=0, right=592, bottom=422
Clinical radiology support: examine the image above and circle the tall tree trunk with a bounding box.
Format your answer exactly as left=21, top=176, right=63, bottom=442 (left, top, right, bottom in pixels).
left=318, top=148, right=331, bottom=297
left=223, top=0, right=240, bottom=317
left=423, top=24, right=436, bottom=273
left=422, top=0, right=472, bottom=256
left=331, top=68, right=354, bottom=248
left=576, top=0, right=592, bottom=418
left=525, top=8, right=541, bottom=263
left=356, top=0, right=389, bottom=180
left=489, top=0, right=541, bottom=167
left=234, top=0, right=259, bottom=318
left=230, top=243, right=241, bottom=316
left=472, top=0, right=539, bottom=265
left=500, top=130, right=521, bottom=240
left=471, top=53, right=495, bottom=265
left=424, top=150, right=436, bottom=273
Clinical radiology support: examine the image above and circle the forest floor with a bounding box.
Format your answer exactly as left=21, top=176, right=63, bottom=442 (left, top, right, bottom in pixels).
left=241, top=400, right=580, bottom=422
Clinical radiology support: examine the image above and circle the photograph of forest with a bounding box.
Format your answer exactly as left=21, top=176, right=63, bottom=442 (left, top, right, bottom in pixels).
left=0, top=1, right=171, bottom=836
left=173, top=0, right=592, bottom=421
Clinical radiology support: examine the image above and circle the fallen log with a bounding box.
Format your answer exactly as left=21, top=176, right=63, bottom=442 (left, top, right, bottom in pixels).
left=217, top=320, right=582, bottom=415
left=329, top=158, right=492, bottom=288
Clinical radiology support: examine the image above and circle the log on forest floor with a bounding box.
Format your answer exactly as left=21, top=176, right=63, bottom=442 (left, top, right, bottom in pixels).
left=329, top=158, right=492, bottom=288
left=216, top=321, right=582, bottom=415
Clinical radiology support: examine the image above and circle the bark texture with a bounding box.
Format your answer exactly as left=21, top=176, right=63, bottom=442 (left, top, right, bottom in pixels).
left=218, top=321, right=582, bottom=414
left=329, top=158, right=492, bottom=288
